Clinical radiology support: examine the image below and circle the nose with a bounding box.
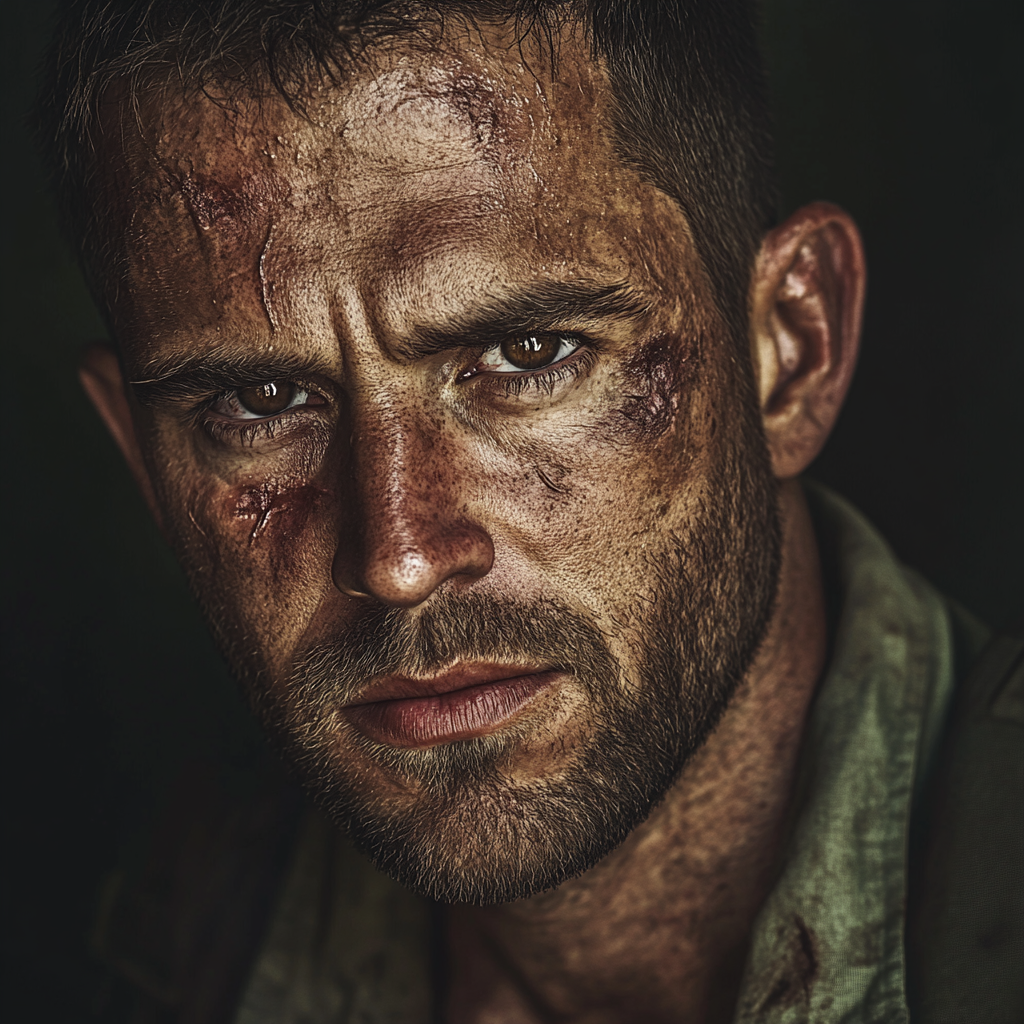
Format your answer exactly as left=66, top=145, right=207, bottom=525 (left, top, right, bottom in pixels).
left=332, top=407, right=495, bottom=608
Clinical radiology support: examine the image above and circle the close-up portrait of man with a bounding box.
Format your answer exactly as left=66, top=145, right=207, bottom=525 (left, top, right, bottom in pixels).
left=4, top=1, right=1022, bottom=1022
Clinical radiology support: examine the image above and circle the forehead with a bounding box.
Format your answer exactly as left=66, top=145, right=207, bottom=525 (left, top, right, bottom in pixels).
left=106, top=22, right=701, bottom=361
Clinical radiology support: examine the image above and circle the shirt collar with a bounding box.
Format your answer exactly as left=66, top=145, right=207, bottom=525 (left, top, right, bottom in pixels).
left=733, top=483, right=955, bottom=1021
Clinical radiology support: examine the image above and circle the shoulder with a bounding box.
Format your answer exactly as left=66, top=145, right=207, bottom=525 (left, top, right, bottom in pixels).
left=907, top=614, right=1024, bottom=1021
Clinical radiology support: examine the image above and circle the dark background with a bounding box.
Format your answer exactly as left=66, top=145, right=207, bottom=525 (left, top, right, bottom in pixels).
left=3, top=0, right=1022, bottom=1017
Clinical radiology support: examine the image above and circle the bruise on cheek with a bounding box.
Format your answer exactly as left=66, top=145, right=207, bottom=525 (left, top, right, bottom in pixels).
left=231, top=481, right=326, bottom=546
left=615, top=333, right=703, bottom=443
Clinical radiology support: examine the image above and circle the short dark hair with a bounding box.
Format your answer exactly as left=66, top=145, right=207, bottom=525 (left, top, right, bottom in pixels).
left=37, top=0, right=777, bottom=338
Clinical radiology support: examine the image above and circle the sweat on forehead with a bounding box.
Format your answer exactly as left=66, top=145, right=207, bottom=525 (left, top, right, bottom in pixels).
left=99, top=26, right=699, bottom=359
left=43, top=1, right=778, bottom=355
left=107, top=20, right=582, bottom=195
left=150, top=39, right=540, bottom=168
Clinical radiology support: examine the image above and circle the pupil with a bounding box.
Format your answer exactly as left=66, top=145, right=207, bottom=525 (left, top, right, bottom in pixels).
left=501, top=334, right=560, bottom=370
left=237, top=381, right=294, bottom=416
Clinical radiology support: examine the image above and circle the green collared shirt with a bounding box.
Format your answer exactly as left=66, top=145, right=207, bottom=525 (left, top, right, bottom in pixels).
left=234, top=485, right=987, bottom=1024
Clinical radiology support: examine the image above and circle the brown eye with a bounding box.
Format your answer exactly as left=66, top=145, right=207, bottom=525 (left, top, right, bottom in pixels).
left=500, top=334, right=562, bottom=370
left=236, top=381, right=296, bottom=416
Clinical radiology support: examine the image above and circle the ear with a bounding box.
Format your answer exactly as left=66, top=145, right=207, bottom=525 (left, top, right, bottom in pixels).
left=79, top=342, right=164, bottom=528
left=750, top=201, right=866, bottom=479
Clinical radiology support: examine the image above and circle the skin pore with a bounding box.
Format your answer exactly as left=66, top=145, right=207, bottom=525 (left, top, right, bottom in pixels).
left=80, top=18, right=865, bottom=1024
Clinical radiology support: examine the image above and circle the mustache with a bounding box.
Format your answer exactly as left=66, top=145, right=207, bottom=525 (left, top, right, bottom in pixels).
left=288, top=591, right=621, bottom=706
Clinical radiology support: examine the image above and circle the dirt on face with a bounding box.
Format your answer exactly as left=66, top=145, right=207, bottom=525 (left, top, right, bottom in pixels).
left=99, top=19, right=780, bottom=902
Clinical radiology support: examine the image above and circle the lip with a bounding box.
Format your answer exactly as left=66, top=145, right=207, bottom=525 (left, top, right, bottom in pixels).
left=342, top=664, right=559, bottom=748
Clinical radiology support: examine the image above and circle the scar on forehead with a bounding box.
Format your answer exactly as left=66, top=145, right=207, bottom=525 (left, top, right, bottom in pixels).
left=352, top=61, right=522, bottom=157
left=168, top=167, right=288, bottom=329
left=432, top=71, right=504, bottom=146
left=175, top=169, right=287, bottom=234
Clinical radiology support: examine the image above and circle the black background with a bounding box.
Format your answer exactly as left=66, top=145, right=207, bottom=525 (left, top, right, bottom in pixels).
left=3, top=0, right=1022, bottom=1016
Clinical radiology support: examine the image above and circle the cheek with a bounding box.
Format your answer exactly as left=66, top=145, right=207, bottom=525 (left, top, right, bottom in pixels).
left=176, top=476, right=335, bottom=606
left=230, top=480, right=328, bottom=548
left=485, top=341, right=718, bottom=601
left=173, top=475, right=338, bottom=674
left=177, top=477, right=328, bottom=545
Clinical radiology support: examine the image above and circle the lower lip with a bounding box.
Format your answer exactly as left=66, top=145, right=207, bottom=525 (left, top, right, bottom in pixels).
left=343, top=671, right=557, bottom=748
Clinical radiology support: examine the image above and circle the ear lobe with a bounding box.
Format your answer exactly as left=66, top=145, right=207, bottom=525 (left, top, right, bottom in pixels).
left=80, top=342, right=163, bottom=526
left=750, top=201, right=866, bottom=479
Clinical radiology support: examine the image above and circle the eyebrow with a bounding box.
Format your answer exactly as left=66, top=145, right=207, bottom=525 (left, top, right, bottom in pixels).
left=129, top=352, right=325, bottom=406
left=398, top=280, right=652, bottom=359
left=128, top=280, right=651, bottom=404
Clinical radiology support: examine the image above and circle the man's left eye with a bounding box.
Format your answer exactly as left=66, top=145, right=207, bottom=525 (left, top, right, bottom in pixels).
left=478, top=334, right=581, bottom=372
left=214, top=381, right=314, bottom=419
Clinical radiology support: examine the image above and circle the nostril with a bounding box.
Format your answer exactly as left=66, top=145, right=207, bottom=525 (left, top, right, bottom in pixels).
left=331, top=550, right=372, bottom=600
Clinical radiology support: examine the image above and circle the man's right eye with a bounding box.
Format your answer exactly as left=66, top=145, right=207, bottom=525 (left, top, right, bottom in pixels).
left=212, top=381, right=319, bottom=420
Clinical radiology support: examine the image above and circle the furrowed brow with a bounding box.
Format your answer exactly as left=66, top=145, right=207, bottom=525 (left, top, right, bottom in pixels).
left=400, top=281, right=652, bottom=358
left=129, top=352, right=325, bottom=406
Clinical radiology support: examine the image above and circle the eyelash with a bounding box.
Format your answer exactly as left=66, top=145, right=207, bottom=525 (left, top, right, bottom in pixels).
left=205, top=416, right=287, bottom=446
left=491, top=349, right=594, bottom=397
left=468, top=339, right=596, bottom=398
left=197, top=389, right=324, bottom=446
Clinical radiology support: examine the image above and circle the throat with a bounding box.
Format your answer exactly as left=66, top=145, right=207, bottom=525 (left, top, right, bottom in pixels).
left=442, top=750, right=785, bottom=1024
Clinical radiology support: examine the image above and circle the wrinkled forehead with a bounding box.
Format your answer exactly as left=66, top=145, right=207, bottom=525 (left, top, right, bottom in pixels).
left=138, top=28, right=571, bottom=202
left=100, top=21, right=699, bottom=353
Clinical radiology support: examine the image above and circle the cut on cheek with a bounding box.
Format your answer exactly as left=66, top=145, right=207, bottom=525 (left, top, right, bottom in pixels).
left=171, top=475, right=340, bottom=677
left=230, top=480, right=328, bottom=546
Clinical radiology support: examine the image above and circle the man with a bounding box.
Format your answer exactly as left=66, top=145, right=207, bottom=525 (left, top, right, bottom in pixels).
left=35, top=1, right=1021, bottom=1022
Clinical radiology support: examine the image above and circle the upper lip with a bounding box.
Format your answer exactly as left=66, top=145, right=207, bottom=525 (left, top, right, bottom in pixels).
left=346, top=663, right=553, bottom=706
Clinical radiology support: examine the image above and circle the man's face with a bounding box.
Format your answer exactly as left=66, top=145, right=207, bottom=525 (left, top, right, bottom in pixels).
left=103, top=25, right=780, bottom=902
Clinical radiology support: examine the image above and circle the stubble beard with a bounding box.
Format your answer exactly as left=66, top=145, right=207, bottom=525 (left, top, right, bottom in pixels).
left=234, top=411, right=782, bottom=905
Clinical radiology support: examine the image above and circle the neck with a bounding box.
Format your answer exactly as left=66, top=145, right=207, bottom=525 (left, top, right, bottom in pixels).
left=445, top=479, right=828, bottom=1024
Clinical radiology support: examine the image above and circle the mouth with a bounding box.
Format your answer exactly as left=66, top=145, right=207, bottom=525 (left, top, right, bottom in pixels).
left=342, top=664, right=560, bottom=748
